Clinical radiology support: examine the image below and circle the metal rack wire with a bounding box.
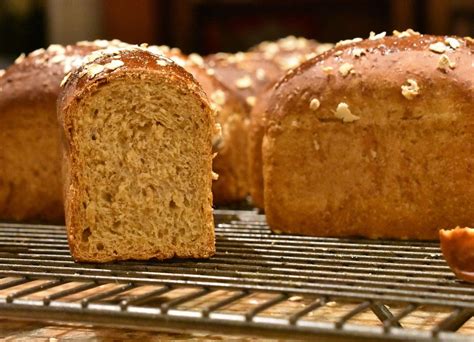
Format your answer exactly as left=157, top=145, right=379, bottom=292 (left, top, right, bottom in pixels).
left=0, top=210, right=473, bottom=341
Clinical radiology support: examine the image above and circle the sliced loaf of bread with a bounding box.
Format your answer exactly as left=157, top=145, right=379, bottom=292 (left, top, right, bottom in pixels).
left=58, top=46, right=216, bottom=262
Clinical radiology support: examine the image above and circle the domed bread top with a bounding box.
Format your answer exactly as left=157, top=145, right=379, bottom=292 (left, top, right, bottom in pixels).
left=0, top=40, right=129, bottom=108
left=59, top=45, right=211, bottom=120
left=266, top=32, right=474, bottom=123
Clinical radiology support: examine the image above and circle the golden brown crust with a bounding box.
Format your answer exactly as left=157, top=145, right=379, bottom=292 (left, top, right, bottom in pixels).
left=0, top=42, right=123, bottom=223
left=267, top=34, right=473, bottom=120
left=263, top=33, right=474, bottom=239
left=58, top=46, right=215, bottom=262
left=439, top=227, right=474, bottom=283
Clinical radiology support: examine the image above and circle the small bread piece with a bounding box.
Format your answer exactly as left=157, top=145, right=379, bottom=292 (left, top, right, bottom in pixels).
left=439, top=228, right=474, bottom=283
left=0, top=40, right=127, bottom=223
left=58, top=46, right=215, bottom=262
left=263, top=33, right=474, bottom=239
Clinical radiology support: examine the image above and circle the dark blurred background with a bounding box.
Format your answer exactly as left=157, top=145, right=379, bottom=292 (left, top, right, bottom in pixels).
left=0, top=0, right=473, bottom=68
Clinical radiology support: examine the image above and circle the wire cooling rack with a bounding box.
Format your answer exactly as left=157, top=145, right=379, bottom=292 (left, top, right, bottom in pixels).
left=0, top=209, right=473, bottom=341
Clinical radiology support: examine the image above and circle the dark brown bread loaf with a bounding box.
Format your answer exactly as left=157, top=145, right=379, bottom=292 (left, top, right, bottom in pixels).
left=263, top=31, right=474, bottom=239
left=0, top=40, right=127, bottom=223
left=58, top=46, right=215, bottom=262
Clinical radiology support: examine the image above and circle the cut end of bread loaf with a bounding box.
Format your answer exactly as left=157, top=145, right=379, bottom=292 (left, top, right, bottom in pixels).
left=61, top=49, right=215, bottom=262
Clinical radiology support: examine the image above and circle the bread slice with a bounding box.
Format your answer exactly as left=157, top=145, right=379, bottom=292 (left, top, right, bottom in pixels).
left=58, top=46, right=215, bottom=262
left=263, top=32, right=474, bottom=239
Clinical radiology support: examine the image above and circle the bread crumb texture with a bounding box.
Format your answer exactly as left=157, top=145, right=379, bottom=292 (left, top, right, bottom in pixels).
left=66, top=73, right=214, bottom=262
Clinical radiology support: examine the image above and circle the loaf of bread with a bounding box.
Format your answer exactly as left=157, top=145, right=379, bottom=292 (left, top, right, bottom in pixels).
left=263, top=31, right=474, bottom=239
left=247, top=38, right=333, bottom=209
left=58, top=46, right=216, bottom=262
left=0, top=40, right=127, bottom=223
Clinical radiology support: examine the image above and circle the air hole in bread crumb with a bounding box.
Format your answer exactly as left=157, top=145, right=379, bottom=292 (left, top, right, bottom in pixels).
left=96, top=243, right=104, bottom=251
left=102, top=192, right=112, bottom=202
left=169, top=200, right=178, bottom=209
left=93, top=109, right=99, bottom=117
left=82, top=202, right=87, bottom=209
left=81, top=228, right=91, bottom=242
left=91, top=133, right=97, bottom=140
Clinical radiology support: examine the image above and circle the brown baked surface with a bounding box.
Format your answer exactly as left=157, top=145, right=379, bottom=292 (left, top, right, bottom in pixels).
left=0, top=42, right=119, bottom=223
left=58, top=46, right=215, bottom=262
left=263, top=32, right=474, bottom=239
